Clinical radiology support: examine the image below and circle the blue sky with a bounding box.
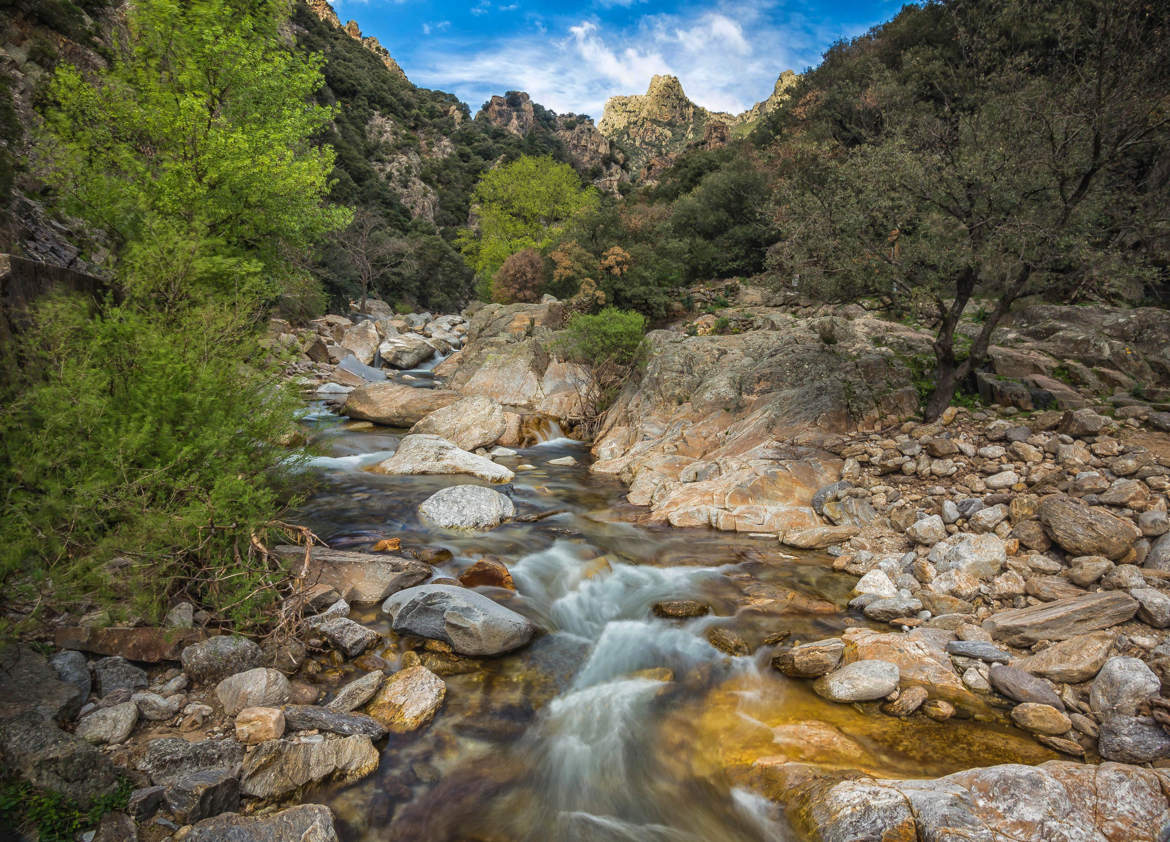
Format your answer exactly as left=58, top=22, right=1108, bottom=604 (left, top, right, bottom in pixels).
left=329, top=0, right=902, bottom=119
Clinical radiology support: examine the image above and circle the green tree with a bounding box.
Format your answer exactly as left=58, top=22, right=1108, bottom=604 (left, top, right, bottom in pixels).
left=457, top=156, right=597, bottom=294
left=768, top=0, right=1170, bottom=419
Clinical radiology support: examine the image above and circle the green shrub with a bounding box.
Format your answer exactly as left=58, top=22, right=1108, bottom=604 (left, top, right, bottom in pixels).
left=0, top=775, right=131, bottom=842
left=557, top=307, right=646, bottom=366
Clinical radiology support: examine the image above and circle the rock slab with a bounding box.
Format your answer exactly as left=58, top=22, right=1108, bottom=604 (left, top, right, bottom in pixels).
left=382, top=584, right=535, bottom=655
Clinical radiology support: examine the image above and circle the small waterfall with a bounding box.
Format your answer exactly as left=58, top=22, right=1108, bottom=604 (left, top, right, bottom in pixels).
left=522, top=415, right=572, bottom=446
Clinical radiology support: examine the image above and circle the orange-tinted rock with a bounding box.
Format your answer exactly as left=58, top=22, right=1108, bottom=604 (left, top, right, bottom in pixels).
left=458, top=558, right=515, bottom=590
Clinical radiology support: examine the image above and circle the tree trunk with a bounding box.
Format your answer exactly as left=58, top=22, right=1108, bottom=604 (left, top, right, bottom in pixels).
left=924, top=360, right=959, bottom=421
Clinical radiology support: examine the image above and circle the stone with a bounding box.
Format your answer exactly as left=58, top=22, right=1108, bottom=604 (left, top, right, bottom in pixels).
left=215, top=668, right=290, bottom=716
left=382, top=584, right=535, bottom=656
left=373, top=434, right=514, bottom=483
left=782, top=525, right=859, bottom=548
left=418, top=484, right=516, bottom=530
left=983, top=591, right=1139, bottom=646
left=882, top=685, right=928, bottom=717
left=240, top=735, right=378, bottom=799
left=1090, top=656, right=1161, bottom=717
left=862, top=594, right=922, bottom=622
left=1101, top=563, right=1146, bottom=590
left=235, top=706, right=285, bottom=744
left=138, top=738, right=244, bottom=789
left=935, top=533, right=1007, bottom=579
left=184, top=805, right=340, bottom=842
left=985, top=470, right=1020, bottom=490
left=1097, top=715, right=1170, bottom=763
left=0, top=711, right=121, bottom=806
left=282, top=705, right=386, bottom=738
left=181, top=636, right=264, bottom=684
left=843, top=628, right=977, bottom=709
left=0, top=646, right=86, bottom=724
left=1038, top=495, right=1141, bottom=560
left=93, top=656, right=148, bottom=697
left=335, top=354, right=387, bottom=384
left=1025, top=574, right=1085, bottom=602
left=126, top=785, right=166, bottom=821
left=945, top=640, right=1010, bottom=663
left=365, top=665, right=447, bottom=734
left=315, top=617, right=380, bottom=658
left=707, top=627, right=750, bottom=656
left=853, top=570, right=898, bottom=598
left=1067, top=555, right=1114, bottom=586
left=275, top=545, right=431, bottom=604
left=378, top=333, right=435, bottom=369
left=53, top=626, right=204, bottom=663
left=133, top=690, right=182, bottom=721
left=410, top=396, right=509, bottom=451
left=1139, top=510, right=1170, bottom=536
left=1059, top=407, right=1107, bottom=437
left=342, top=383, right=459, bottom=426
left=340, top=321, right=381, bottom=365
left=813, top=660, right=900, bottom=702
left=988, top=664, right=1064, bottom=709
left=1011, top=631, right=1116, bottom=683
left=1010, top=702, right=1072, bottom=735
left=164, top=766, right=240, bottom=823
left=969, top=504, right=1009, bottom=533
left=922, top=698, right=955, bottom=720
left=458, top=558, right=516, bottom=590
left=165, top=602, right=195, bottom=628
left=75, top=700, right=138, bottom=745
left=326, top=672, right=384, bottom=712
left=907, top=515, right=946, bottom=545
left=652, top=600, right=709, bottom=618
left=773, top=639, right=845, bottom=678
left=92, top=812, right=138, bottom=842
left=1133, top=587, right=1170, bottom=628
left=48, top=650, right=90, bottom=702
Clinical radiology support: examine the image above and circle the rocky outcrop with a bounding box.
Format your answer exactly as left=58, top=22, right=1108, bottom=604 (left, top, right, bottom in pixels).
left=306, top=1, right=408, bottom=81
left=739, top=70, right=799, bottom=125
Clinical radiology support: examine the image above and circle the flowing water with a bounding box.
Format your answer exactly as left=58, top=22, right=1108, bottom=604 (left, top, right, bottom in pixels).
left=292, top=385, right=1056, bottom=841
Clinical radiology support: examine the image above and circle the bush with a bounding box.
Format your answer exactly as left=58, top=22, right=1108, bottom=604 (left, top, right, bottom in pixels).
left=557, top=306, right=646, bottom=365
left=491, top=248, right=546, bottom=303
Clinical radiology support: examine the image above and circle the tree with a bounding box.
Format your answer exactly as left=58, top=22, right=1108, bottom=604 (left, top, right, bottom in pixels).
left=491, top=248, right=546, bottom=303
left=457, top=155, right=597, bottom=294
left=339, top=209, right=414, bottom=311
left=768, top=0, right=1170, bottom=419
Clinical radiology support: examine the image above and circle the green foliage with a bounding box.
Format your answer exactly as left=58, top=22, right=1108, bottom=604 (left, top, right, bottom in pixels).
left=0, top=775, right=131, bottom=842
left=458, top=156, right=598, bottom=290
left=557, top=307, right=646, bottom=366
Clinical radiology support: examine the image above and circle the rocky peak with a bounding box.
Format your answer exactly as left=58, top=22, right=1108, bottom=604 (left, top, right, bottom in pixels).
left=305, top=0, right=340, bottom=28
left=476, top=92, right=537, bottom=137
left=304, top=1, right=407, bottom=82
left=740, top=70, right=799, bottom=124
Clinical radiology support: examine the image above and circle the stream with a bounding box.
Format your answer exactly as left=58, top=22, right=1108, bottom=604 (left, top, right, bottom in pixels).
left=291, top=378, right=1055, bottom=841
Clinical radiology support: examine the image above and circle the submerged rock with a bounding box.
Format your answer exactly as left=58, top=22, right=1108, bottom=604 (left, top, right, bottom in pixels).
left=382, top=584, right=535, bottom=655
left=365, top=665, right=446, bottom=733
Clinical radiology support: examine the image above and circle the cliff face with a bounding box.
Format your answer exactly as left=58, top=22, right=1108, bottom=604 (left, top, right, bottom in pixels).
left=305, top=0, right=408, bottom=81
left=474, top=91, right=629, bottom=194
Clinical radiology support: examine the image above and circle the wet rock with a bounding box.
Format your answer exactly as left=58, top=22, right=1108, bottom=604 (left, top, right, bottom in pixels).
left=315, top=617, right=380, bottom=658
left=706, top=628, right=750, bottom=656
left=326, top=672, right=384, bottom=712
left=138, top=738, right=244, bottom=785
left=0, top=711, right=121, bottom=806
left=1133, top=587, right=1170, bottom=628
left=773, top=639, right=844, bottom=678
left=983, top=591, right=1138, bottom=646
left=0, top=646, right=86, bottom=724
left=907, top=515, right=946, bottom=545
left=419, top=484, right=516, bottom=530
left=49, top=650, right=91, bottom=701
left=410, top=396, right=509, bottom=451
left=373, top=434, right=514, bottom=483
left=843, top=628, right=975, bottom=709
left=652, top=600, right=710, bottom=618
left=283, top=705, right=386, bottom=738
left=342, top=382, right=459, bottom=426
left=1097, top=715, right=1170, bottom=763
left=922, top=698, right=955, bottom=720
left=1090, top=656, right=1161, bottom=717
left=93, top=655, right=148, bottom=697
left=216, top=668, right=291, bottom=716
left=164, top=766, right=240, bottom=823
left=382, top=584, right=535, bottom=656
left=181, top=636, right=264, bottom=684
left=813, top=660, right=900, bottom=702
left=184, top=804, right=340, bottom=842
left=1011, top=631, right=1116, bottom=683
left=862, top=594, right=922, bottom=622
left=75, top=700, right=138, bottom=745
left=989, top=664, right=1064, bottom=709
left=458, top=557, right=516, bottom=590
left=882, top=685, right=928, bottom=717
left=365, top=666, right=446, bottom=733
left=945, top=640, right=1010, bottom=663
left=782, top=525, right=859, bottom=549
left=235, top=706, right=285, bottom=745
left=1038, top=495, right=1141, bottom=560
left=1010, top=702, right=1071, bottom=735
left=379, top=333, right=435, bottom=369
left=241, top=734, right=379, bottom=799
left=275, top=545, right=431, bottom=604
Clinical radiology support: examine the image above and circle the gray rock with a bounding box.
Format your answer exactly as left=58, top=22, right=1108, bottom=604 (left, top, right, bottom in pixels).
left=862, top=594, right=922, bottom=622
left=988, top=665, right=1064, bottom=710
left=1097, top=715, right=1170, bottom=763
left=138, top=738, right=244, bottom=786
left=184, top=804, right=339, bottom=842
left=418, top=484, right=516, bottom=530
left=325, top=672, right=384, bottom=712
left=936, top=533, right=1006, bottom=579
left=49, top=650, right=91, bottom=702
left=282, top=705, right=386, bottom=738
left=1132, top=587, right=1170, bottom=628
left=76, top=700, right=138, bottom=745
left=379, top=334, right=435, bottom=369
left=983, top=591, right=1138, bottom=646
left=164, top=766, right=240, bottom=823
left=0, top=710, right=121, bottom=806
left=126, top=785, right=166, bottom=820
left=314, top=617, right=380, bottom=658
left=410, top=396, right=508, bottom=451
left=1090, top=656, right=1161, bottom=717
left=337, top=353, right=387, bottom=383
left=273, top=546, right=431, bottom=605
left=812, top=481, right=852, bottom=516
left=374, top=434, right=514, bottom=483
left=956, top=498, right=985, bottom=518
left=132, top=690, right=183, bottom=721
left=0, top=646, right=87, bottom=725
left=382, top=584, right=535, bottom=656
left=946, top=640, right=1010, bottom=663
left=165, top=602, right=195, bottom=628
left=1101, top=564, right=1147, bottom=590
left=1011, top=631, right=1116, bottom=683
left=240, top=735, right=378, bottom=799
left=813, top=660, right=900, bottom=702
left=216, top=668, right=291, bottom=716
left=181, top=636, right=264, bottom=684
left=907, top=515, right=946, bottom=545
left=1145, top=531, right=1170, bottom=571
left=93, top=656, right=147, bottom=698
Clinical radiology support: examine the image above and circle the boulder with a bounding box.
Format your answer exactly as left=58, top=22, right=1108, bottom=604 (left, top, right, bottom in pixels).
left=282, top=705, right=386, bottom=738
left=163, top=766, right=240, bottom=824
left=1011, top=631, right=1115, bottom=683
left=1090, top=656, right=1161, bottom=717
left=138, top=738, right=244, bottom=786
left=240, top=735, right=378, bottom=799
left=274, top=546, right=431, bottom=604
left=418, top=485, right=516, bottom=530
left=1097, top=716, right=1170, bottom=763
left=410, top=396, right=509, bottom=451
left=843, top=628, right=976, bottom=709
left=365, top=666, right=446, bottom=733
left=335, top=353, right=387, bottom=384
left=383, top=584, right=535, bottom=656
left=184, top=805, right=339, bottom=842
left=215, top=668, right=291, bottom=716
left=133, top=690, right=183, bottom=721
left=49, top=650, right=91, bottom=702
left=0, top=710, right=120, bottom=804
left=326, top=672, right=384, bottom=713
left=772, top=639, right=844, bottom=678
left=1010, top=703, right=1071, bottom=735
left=181, top=636, right=264, bottom=684
left=372, top=434, right=514, bottom=483
left=0, top=645, right=86, bottom=724
left=813, top=660, right=900, bottom=702
left=782, top=525, right=859, bottom=548
left=983, top=592, right=1138, bottom=646
left=75, top=701, right=138, bottom=745
left=379, top=334, right=435, bottom=369
left=342, top=383, right=460, bottom=427
left=93, top=655, right=148, bottom=697
left=314, top=617, right=380, bottom=658
left=934, top=533, right=1007, bottom=579
left=53, top=626, right=204, bottom=663
left=339, top=321, right=381, bottom=365
left=1038, top=495, right=1141, bottom=560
